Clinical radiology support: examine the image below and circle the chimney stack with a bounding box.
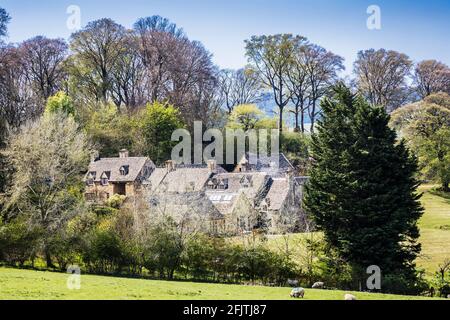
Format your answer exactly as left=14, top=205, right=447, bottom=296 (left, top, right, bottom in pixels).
left=207, top=159, right=216, bottom=172
left=119, top=149, right=129, bottom=158
left=165, top=160, right=175, bottom=172
left=90, top=150, right=99, bottom=163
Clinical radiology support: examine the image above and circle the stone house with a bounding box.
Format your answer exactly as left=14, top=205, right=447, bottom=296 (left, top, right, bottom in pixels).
left=147, top=156, right=308, bottom=235
left=85, top=149, right=155, bottom=202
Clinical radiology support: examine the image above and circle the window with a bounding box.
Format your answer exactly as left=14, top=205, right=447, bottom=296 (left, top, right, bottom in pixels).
left=100, top=171, right=110, bottom=185
left=120, top=165, right=129, bottom=176
left=86, top=172, right=95, bottom=186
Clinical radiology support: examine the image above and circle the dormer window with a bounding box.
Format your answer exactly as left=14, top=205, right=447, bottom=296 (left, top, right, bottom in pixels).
left=120, top=165, right=129, bottom=176
left=100, top=171, right=110, bottom=186
left=86, top=172, right=96, bottom=186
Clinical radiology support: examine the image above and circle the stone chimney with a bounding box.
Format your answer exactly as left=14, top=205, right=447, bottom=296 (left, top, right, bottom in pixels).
left=90, top=150, right=99, bottom=163
left=165, top=160, right=175, bottom=172
left=119, top=149, right=129, bottom=158
left=207, top=159, right=216, bottom=172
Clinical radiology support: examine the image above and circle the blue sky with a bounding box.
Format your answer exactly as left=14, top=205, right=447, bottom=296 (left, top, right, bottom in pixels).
left=2, top=0, right=449, bottom=74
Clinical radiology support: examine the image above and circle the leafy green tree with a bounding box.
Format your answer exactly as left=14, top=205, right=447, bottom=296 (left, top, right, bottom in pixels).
left=85, top=103, right=136, bottom=157
left=391, top=93, right=450, bottom=191
left=45, top=91, right=76, bottom=117
left=136, top=101, right=184, bottom=164
left=305, top=84, right=423, bottom=292
left=227, top=104, right=265, bottom=131
left=245, top=34, right=302, bottom=132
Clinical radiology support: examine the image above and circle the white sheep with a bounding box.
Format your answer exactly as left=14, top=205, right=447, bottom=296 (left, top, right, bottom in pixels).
left=312, top=281, right=324, bottom=289
left=290, top=287, right=305, bottom=298
left=344, top=293, right=357, bottom=300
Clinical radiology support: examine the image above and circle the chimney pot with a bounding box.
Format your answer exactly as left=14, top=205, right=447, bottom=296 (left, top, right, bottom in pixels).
left=165, top=160, right=175, bottom=172
left=119, top=149, right=129, bottom=158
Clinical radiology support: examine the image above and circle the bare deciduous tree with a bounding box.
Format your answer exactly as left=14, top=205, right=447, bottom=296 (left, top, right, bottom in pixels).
left=19, top=36, right=68, bottom=100
left=0, top=45, right=39, bottom=129
left=413, top=60, right=450, bottom=99
left=354, top=48, right=412, bottom=112
left=69, top=18, right=126, bottom=103
left=304, top=44, right=344, bottom=132
left=218, top=68, right=263, bottom=113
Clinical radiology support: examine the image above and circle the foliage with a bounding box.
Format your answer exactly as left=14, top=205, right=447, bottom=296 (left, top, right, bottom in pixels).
left=2, top=112, right=91, bottom=267
left=391, top=93, right=450, bottom=191
left=227, top=104, right=266, bottom=131
left=135, top=101, right=184, bottom=164
left=305, top=84, right=424, bottom=293
left=0, top=217, right=42, bottom=266
left=84, top=103, right=136, bottom=157
left=45, top=91, right=75, bottom=117
left=105, top=194, right=127, bottom=209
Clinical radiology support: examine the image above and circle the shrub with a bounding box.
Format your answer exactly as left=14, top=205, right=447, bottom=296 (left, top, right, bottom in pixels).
left=106, top=194, right=127, bottom=209
left=0, top=218, right=41, bottom=267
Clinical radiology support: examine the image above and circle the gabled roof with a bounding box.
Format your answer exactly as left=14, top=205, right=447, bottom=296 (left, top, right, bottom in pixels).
left=239, top=152, right=294, bottom=174
left=87, top=157, right=153, bottom=183
left=148, top=165, right=219, bottom=193
left=264, top=178, right=290, bottom=210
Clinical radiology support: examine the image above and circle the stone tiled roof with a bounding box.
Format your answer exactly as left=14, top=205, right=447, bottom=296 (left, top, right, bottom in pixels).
left=148, top=191, right=224, bottom=220
left=240, top=152, right=294, bottom=174
left=149, top=166, right=216, bottom=193
left=265, top=178, right=290, bottom=210
left=86, top=157, right=153, bottom=183
left=207, top=172, right=269, bottom=199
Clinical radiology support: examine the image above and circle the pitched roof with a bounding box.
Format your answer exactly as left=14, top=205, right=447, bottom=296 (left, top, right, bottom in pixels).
left=264, top=178, right=290, bottom=210
left=149, top=166, right=215, bottom=193
left=239, top=152, right=294, bottom=174
left=87, top=157, right=152, bottom=183
left=208, top=172, right=269, bottom=199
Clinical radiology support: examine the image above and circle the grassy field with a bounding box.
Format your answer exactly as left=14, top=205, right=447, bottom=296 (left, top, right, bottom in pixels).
left=0, top=267, right=442, bottom=300
left=0, top=185, right=448, bottom=300
left=415, top=185, right=450, bottom=274
left=263, top=185, right=450, bottom=277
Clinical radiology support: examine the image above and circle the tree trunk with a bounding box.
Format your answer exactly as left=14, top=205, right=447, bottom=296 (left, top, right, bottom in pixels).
left=442, top=180, right=449, bottom=192
left=45, top=247, right=54, bottom=269
left=279, top=106, right=284, bottom=132
left=301, top=108, right=305, bottom=133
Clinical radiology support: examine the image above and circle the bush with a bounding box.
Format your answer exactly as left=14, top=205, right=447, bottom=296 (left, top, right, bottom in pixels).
left=106, top=194, right=127, bottom=209
left=0, top=218, right=41, bottom=267
left=82, top=229, right=126, bottom=274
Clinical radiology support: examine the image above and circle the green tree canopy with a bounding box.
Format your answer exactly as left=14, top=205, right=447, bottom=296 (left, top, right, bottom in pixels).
left=305, top=84, right=423, bottom=292
left=391, top=93, right=450, bottom=191
left=45, top=91, right=76, bottom=117
left=136, top=101, right=184, bottom=164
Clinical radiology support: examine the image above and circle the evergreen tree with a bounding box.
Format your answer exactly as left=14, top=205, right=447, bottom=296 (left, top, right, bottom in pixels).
left=304, top=84, right=423, bottom=292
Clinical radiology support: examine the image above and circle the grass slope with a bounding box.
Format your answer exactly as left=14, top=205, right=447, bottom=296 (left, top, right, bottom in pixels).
left=265, top=185, right=450, bottom=277
left=416, top=185, right=450, bottom=274
left=0, top=267, right=440, bottom=300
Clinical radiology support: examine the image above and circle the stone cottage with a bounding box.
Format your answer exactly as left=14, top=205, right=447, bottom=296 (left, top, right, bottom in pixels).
left=146, top=156, right=308, bottom=235
left=85, top=149, right=155, bottom=202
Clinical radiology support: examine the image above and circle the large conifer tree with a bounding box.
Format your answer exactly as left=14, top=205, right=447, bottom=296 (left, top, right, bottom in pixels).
left=305, top=84, right=423, bottom=289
